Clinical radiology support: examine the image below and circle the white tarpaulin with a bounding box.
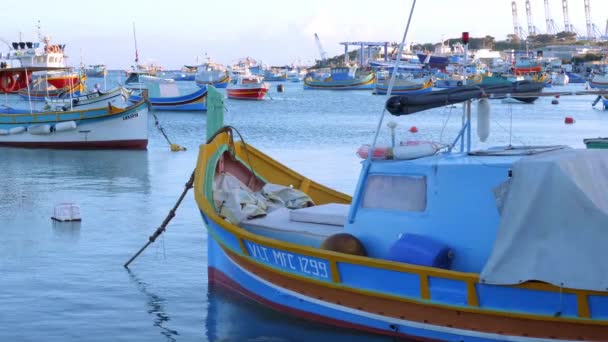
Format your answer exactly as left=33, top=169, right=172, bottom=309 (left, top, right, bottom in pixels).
left=480, top=149, right=608, bottom=291
left=213, top=173, right=313, bottom=224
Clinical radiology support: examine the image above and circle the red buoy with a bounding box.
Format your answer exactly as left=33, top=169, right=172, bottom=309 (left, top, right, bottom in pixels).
left=409, top=126, right=418, bottom=133
left=564, top=117, right=575, bottom=124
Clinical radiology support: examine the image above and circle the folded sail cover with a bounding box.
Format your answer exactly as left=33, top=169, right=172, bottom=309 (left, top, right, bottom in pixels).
left=385, top=81, right=544, bottom=115
left=480, top=149, right=608, bottom=291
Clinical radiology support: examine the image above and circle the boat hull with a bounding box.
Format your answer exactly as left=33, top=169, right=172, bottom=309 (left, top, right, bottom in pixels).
left=129, top=86, right=207, bottom=111
left=195, top=75, right=230, bottom=89
left=0, top=101, right=148, bottom=150
left=304, top=73, right=376, bottom=90
left=205, top=224, right=608, bottom=342
left=512, top=66, right=542, bottom=75
left=226, top=87, right=268, bottom=100
left=196, top=131, right=608, bottom=342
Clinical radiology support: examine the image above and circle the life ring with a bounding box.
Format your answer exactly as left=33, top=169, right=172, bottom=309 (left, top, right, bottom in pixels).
left=456, top=81, right=463, bottom=87
left=0, top=74, right=17, bottom=93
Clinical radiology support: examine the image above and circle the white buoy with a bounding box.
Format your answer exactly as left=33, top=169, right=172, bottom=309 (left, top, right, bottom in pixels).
left=51, top=203, right=82, bottom=222
left=477, top=98, right=490, bottom=142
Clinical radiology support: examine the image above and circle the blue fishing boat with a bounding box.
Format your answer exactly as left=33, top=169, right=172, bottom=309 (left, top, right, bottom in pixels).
left=416, top=53, right=449, bottom=69
left=194, top=74, right=608, bottom=341
left=129, top=84, right=207, bottom=111
left=195, top=63, right=230, bottom=89
left=566, top=72, right=586, bottom=83
left=304, top=66, right=375, bottom=90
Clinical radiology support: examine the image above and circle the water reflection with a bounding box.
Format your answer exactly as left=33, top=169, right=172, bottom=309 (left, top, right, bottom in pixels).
left=205, top=285, right=394, bottom=342
left=127, top=270, right=179, bottom=342
left=0, top=149, right=151, bottom=213
left=51, top=220, right=81, bottom=241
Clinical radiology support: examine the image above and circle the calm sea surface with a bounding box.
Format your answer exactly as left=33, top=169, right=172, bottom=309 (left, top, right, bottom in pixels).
left=1, top=72, right=606, bottom=341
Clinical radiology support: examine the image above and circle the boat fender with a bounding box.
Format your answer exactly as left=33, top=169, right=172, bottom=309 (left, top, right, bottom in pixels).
left=457, top=81, right=463, bottom=87
left=0, top=128, right=9, bottom=135
left=392, top=143, right=437, bottom=160
left=54, top=121, right=77, bottom=132
left=321, top=233, right=367, bottom=256
left=477, top=98, right=490, bottom=142
left=9, top=126, right=25, bottom=134
left=28, top=124, right=52, bottom=135
left=387, top=233, right=454, bottom=269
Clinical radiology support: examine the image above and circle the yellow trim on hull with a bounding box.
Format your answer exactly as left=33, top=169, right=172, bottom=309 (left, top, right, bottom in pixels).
left=195, top=130, right=607, bottom=326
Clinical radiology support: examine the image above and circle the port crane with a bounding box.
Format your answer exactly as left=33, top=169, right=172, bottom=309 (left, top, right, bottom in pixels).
left=314, top=33, right=328, bottom=65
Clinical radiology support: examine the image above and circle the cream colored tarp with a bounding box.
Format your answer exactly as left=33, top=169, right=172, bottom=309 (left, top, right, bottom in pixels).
left=481, top=149, right=608, bottom=291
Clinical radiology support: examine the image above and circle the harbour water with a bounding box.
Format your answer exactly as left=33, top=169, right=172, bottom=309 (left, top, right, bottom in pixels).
left=1, top=74, right=607, bottom=341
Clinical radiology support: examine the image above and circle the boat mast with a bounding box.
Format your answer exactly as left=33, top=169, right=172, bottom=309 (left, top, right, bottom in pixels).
left=132, top=22, right=139, bottom=64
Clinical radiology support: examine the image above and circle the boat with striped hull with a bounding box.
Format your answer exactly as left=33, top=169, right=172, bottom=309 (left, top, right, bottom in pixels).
left=0, top=99, right=148, bottom=149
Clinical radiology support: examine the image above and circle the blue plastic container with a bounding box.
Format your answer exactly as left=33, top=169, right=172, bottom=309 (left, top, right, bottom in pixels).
left=387, top=233, right=454, bottom=269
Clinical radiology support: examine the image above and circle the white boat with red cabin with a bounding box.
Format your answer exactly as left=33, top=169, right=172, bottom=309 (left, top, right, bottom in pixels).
left=226, top=74, right=270, bottom=100
left=1, top=31, right=82, bottom=92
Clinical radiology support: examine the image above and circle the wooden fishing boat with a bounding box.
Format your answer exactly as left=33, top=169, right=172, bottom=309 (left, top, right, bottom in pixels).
left=304, top=67, right=376, bottom=90
left=84, top=64, right=108, bottom=78
left=226, top=75, right=270, bottom=100
left=589, top=74, right=608, bottom=89
left=129, top=84, right=207, bottom=111
left=373, top=78, right=433, bottom=95
left=511, top=56, right=542, bottom=75
left=0, top=98, right=148, bottom=149
left=18, top=79, right=86, bottom=101
left=194, top=79, right=608, bottom=341
left=434, top=74, right=482, bottom=88
left=195, top=63, right=231, bottom=88
left=583, top=137, right=608, bottom=149
left=45, top=86, right=130, bottom=111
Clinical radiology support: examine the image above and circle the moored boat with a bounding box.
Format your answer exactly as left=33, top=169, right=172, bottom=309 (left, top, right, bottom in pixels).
left=195, top=63, right=230, bottom=88
left=0, top=98, right=148, bottom=149
left=304, top=66, right=376, bottom=90
left=194, top=80, right=608, bottom=341
left=434, top=74, right=482, bottom=88
left=85, top=64, right=108, bottom=78
left=129, top=84, right=207, bottom=111
left=373, top=76, right=433, bottom=95
left=511, top=56, right=542, bottom=75
left=18, top=78, right=86, bottom=101
left=226, top=74, right=270, bottom=100
left=583, top=137, right=608, bottom=149
left=44, top=86, right=130, bottom=111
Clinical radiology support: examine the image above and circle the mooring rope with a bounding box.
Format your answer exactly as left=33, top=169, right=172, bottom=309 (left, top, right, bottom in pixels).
left=123, top=169, right=195, bottom=268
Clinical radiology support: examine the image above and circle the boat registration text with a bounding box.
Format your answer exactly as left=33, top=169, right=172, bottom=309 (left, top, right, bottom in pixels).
left=244, top=240, right=331, bottom=281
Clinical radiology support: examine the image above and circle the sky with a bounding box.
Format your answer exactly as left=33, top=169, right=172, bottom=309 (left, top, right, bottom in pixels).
left=1, top=0, right=607, bottom=69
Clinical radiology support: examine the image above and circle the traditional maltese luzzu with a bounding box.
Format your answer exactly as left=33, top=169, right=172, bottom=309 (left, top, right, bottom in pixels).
left=193, top=70, right=608, bottom=341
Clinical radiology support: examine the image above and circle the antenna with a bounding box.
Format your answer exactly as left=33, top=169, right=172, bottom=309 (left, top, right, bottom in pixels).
left=544, top=0, right=559, bottom=34
left=525, top=0, right=537, bottom=36
left=132, top=22, right=139, bottom=63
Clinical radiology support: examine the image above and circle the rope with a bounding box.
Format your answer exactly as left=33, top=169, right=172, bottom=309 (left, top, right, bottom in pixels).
left=123, top=170, right=195, bottom=268
left=151, top=111, right=186, bottom=152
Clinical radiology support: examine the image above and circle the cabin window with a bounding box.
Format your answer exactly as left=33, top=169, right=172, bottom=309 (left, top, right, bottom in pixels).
left=362, top=175, right=427, bottom=212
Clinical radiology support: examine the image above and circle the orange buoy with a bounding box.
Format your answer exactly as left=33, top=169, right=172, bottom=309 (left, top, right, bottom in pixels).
left=564, top=117, right=575, bottom=124
left=409, top=126, right=418, bottom=133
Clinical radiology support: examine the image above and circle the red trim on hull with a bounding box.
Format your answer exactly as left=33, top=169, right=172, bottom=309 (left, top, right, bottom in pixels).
left=46, top=76, right=81, bottom=89
left=227, top=88, right=268, bottom=100
left=0, top=139, right=148, bottom=150
left=208, top=267, right=437, bottom=342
